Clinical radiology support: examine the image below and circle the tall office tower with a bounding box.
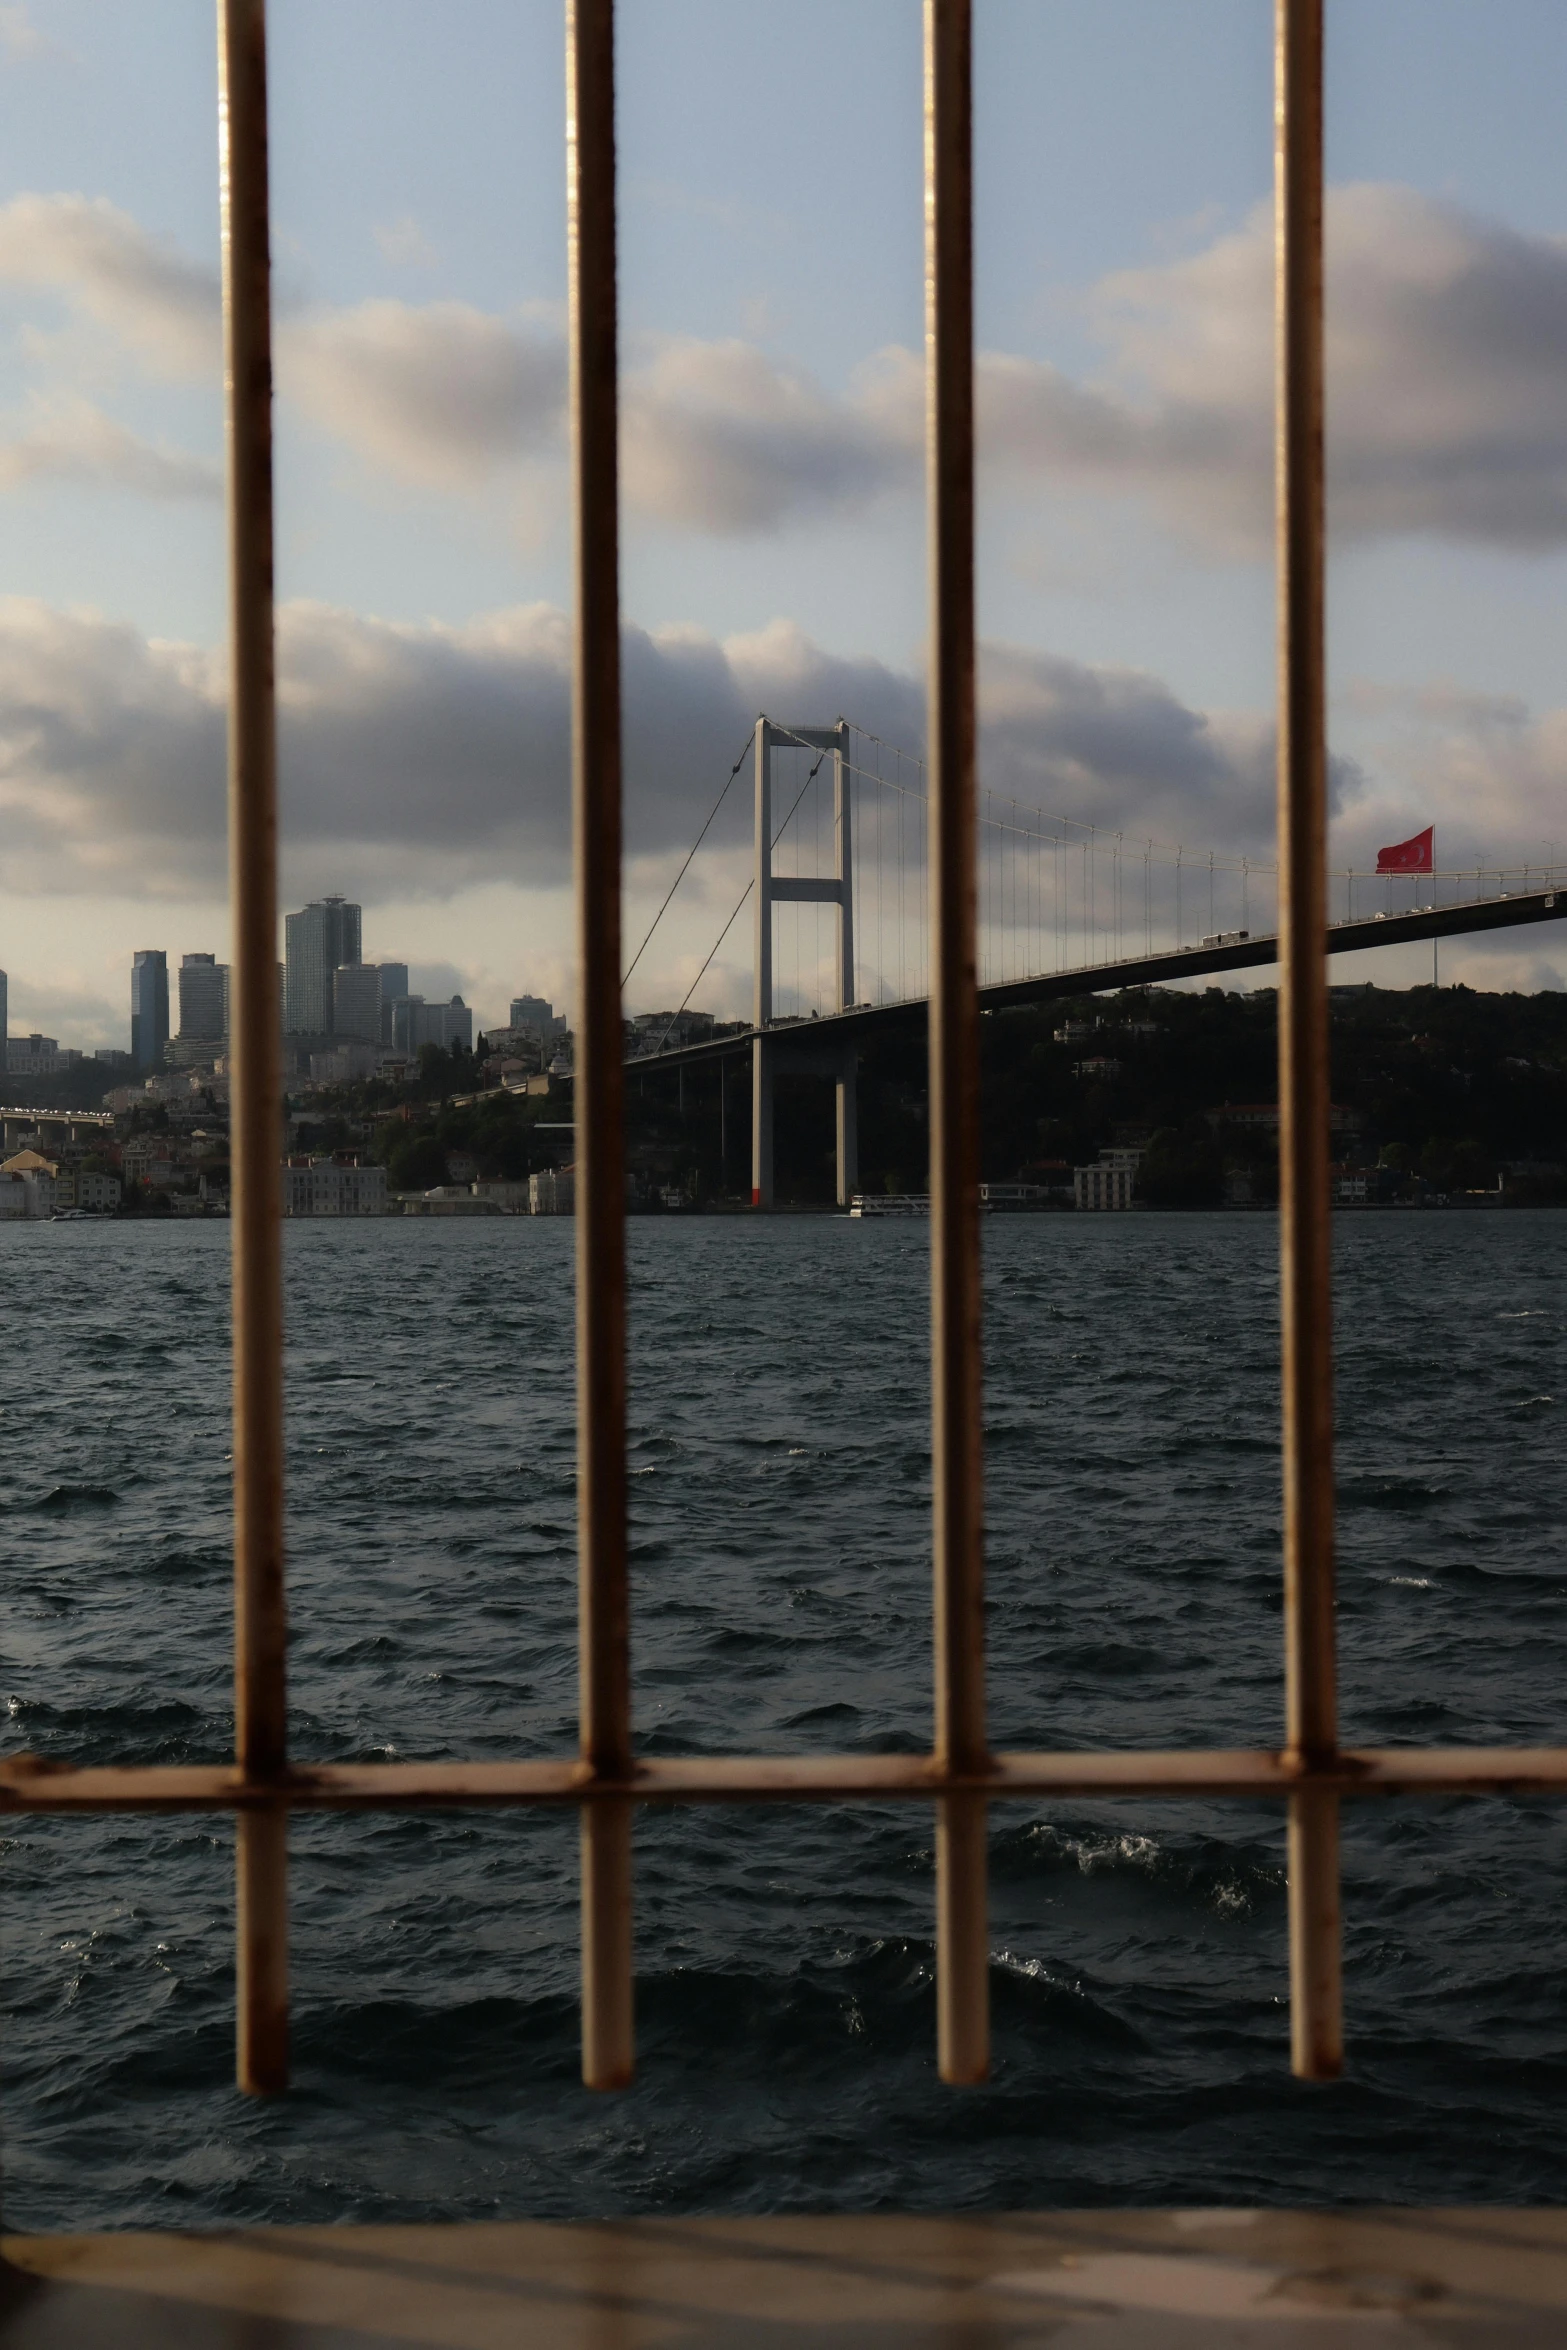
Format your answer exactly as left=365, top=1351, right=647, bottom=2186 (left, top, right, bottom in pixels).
left=130, top=950, right=170, bottom=1073
left=376, top=963, right=409, bottom=1044
left=333, top=962, right=384, bottom=1042
left=283, top=896, right=362, bottom=1035
left=178, top=952, right=228, bottom=1041
left=509, top=994, right=558, bottom=1035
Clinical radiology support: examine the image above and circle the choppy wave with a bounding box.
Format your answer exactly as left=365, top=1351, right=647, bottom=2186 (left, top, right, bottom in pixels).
left=3, top=1212, right=1567, bottom=2224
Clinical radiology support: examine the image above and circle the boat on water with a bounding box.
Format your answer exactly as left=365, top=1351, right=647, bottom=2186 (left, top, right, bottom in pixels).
left=849, top=1194, right=929, bottom=1218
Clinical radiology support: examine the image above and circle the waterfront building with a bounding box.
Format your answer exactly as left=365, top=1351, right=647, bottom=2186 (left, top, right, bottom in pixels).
left=53, top=1170, right=120, bottom=1213
left=280, top=1158, right=388, bottom=1217
left=472, top=1179, right=531, bottom=1214
left=178, top=953, right=228, bottom=1043
left=130, top=950, right=170, bottom=1073
left=1074, top=1158, right=1136, bottom=1211
left=283, top=897, right=361, bottom=1036
left=332, top=963, right=385, bottom=1042
left=529, top=1166, right=574, bottom=1215
left=0, top=1148, right=57, bottom=1217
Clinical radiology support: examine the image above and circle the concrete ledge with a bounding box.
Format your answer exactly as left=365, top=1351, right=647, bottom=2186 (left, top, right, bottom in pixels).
left=5, top=2207, right=1567, bottom=2345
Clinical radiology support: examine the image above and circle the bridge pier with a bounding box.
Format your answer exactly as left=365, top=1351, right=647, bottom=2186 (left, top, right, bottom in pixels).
left=751, top=1034, right=774, bottom=1207
left=751, top=1034, right=858, bottom=1208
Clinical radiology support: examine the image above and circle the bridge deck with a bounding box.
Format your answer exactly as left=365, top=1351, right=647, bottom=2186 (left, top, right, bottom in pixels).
left=5, top=2207, right=1566, bottom=2343
left=626, top=885, right=1567, bottom=1072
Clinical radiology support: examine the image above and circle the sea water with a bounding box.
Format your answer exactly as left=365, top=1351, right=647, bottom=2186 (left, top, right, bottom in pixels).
left=3, top=1211, right=1566, bottom=2224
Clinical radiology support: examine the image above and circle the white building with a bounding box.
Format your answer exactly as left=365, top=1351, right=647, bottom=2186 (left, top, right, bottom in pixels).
left=473, top=1180, right=532, bottom=1214
left=1074, top=1159, right=1136, bottom=1212
left=529, top=1167, right=574, bottom=1215
left=281, top=1160, right=388, bottom=1217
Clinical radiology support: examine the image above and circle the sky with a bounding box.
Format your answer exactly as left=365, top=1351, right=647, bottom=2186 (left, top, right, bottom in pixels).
left=3, top=0, right=1567, bottom=1045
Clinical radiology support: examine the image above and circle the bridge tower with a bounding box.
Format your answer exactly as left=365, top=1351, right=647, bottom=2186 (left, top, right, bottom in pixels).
left=750, top=717, right=858, bottom=1207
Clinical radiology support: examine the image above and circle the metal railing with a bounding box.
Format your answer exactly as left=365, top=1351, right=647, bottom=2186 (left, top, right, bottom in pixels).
left=4, top=0, right=1564, bottom=2110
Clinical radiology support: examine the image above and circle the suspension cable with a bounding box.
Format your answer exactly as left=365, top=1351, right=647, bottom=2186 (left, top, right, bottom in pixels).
left=621, top=729, right=754, bottom=988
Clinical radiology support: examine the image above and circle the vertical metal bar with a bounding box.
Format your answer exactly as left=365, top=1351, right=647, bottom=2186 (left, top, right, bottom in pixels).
left=567, top=0, right=633, bottom=2091
left=834, top=723, right=856, bottom=1207
left=217, top=0, right=287, bottom=2098
left=752, top=718, right=774, bottom=1207
left=1275, top=0, right=1342, bottom=2083
left=834, top=724, right=854, bottom=1011
left=925, top=0, right=988, bottom=2088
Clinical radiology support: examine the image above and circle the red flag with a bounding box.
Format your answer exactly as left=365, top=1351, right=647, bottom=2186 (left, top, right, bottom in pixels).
left=1376, top=825, right=1433, bottom=875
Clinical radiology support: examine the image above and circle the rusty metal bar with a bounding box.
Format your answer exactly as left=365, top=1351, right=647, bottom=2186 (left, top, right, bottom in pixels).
left=1275, top=0, right=1341, bottom=2084
left=217, top=0, right=287, bottom=2101
left=566, top=0, right=633, bottom=2094
left=925, top=0, right=988, bottom=2089
left=11, top=1746, right=1567, bottom=1816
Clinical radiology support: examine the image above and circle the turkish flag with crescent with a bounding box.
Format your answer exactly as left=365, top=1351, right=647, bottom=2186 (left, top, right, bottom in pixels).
left=1376, top=825, right=1434, bottom=874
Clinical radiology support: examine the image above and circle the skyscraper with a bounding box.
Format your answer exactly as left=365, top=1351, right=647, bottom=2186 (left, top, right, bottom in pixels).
left=178, top=952, right=228, bottom=1042
left=509, top=994, right=558, bottom=1035
left=332, top=962, right=384, bottom=1042
left=284, top=896, right=362, bottom=1035
left=130, top=950, right=170, bottom=1074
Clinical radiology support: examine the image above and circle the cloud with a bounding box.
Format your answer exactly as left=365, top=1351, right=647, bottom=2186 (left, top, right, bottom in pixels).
left=10, top=181, right=1567, bottom=549
left=0, top=397, right=218, bottom=497
left=621, top=339, right=905, bottom=530
left=1336, top=680, right=1567, bottom=872
left=0, top=596, right=1291, bottom=902
left=975, top=183, right=1567, bottom=552
left=0, top=193, right=218, bottom=378
left=0, top=4, right=52, bottom=62
left=373, top=215, right=438, bottom=271
left=282, top=300, right=565, bottom=491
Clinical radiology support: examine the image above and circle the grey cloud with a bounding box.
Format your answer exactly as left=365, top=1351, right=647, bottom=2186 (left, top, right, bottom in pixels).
left=0, top=193, right=218, bottom=377
left=978, top=184, right=1567, bottom=552
left=281, top=300, right=566, bottom=490
left=0, top=595, right=1306, bottom=902
left=621, top=339, right=906, bottom=530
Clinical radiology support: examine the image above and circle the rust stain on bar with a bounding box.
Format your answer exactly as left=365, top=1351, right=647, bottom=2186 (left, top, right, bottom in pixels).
left=217, top=0, right=287, bottom=2101
left=11, top=1747, right=1567, bottom=1815
left=567, top=0, right=633, bottom=2094
left=1275, top=0, right=1340, bottom=2084
left=925, top=0, right=989, bottom=2093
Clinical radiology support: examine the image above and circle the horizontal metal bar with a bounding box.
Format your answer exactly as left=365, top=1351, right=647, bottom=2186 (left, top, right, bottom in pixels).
left=770, top=877, right=846, bottom=905
left=9, top=1747, right=1567, bottom=1814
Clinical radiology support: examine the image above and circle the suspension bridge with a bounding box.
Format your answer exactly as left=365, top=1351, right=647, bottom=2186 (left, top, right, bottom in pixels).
left=615, top=716, right=1567, bottom=1206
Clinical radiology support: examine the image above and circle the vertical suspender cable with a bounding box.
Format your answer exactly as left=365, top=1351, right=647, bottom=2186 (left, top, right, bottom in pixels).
left=217, top=0, right=287, bottom=2098
left=567, top=0, right=633, bottom=2090
left=925, top=0, right=988, bottom=2087
left=1275, top=0, right=1342, bottom=2082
